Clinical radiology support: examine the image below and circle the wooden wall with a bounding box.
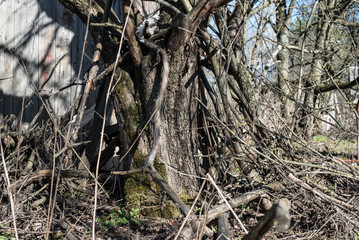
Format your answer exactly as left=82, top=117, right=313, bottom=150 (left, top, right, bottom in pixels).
left=0, top=0, right=95, bottom=124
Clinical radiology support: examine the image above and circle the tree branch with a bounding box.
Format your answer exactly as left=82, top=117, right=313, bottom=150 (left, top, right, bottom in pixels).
left=314, top=77, right=359, bottom=94
left=123, top=0, right=143, bottom=66
left=70, top=0, right=113, bottom=142
left=188, top=0, right=232, bottom=29
left=168, top=0, right=231, bottom=51
left=243, top=199, right=291, bottom=240
left=141, top=40, right=169, bottom=167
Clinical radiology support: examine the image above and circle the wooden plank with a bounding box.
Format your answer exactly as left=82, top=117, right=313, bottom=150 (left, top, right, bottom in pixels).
left=2, top=1, right=15, bottom=118
left=56, top=2, right=75, bottom=115
left=26, top=0, right=41, bottom=123
left=0, top=0, right=96, bottom=123
left=70, top=4, right=83, bottom=107
left=0, top=1, right=7, bottom=120
left=40, top=0, right=56, bottom=117
left=13, top=0, right=27, bottom=121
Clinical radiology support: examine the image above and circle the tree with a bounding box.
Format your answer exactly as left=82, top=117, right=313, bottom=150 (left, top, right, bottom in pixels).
left=275, top=0, right=296, bottom=122
left=290, top=0, right=356, bottom=137
left=58, top=0, right=237, bottom=198
left=57, top=0, right=359, bottom=201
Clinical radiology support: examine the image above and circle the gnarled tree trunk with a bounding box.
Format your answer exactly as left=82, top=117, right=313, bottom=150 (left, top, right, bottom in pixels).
left=59, top=0, right=230, bottom=197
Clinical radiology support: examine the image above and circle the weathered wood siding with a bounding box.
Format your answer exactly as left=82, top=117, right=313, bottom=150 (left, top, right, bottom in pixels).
left=0, top=0, right=95, bottom=124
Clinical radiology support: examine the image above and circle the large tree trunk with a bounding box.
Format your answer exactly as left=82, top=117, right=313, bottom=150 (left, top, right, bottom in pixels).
left=138, top=40, right=201, bottom=196
left=157, top=50, right=200, bottom=196
left=58, top=0, right=230, bottom=197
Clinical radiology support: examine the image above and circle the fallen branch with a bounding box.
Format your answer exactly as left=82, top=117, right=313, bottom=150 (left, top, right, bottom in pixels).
left=109, top=167, right=146, bottom=175
left=217, top=213, right=230, bottom=240
left=146, top=168, right=213, bottom=237
left=206, top=190, right=267, bottom=224
left=288, top=173, right=359, bottom=211
left=56, top=219, right=79, bottom=240
left=12, top=169, right=90, bottom=189
left=110, top=166, right=213, bottom=237
left=243, top=199, right=291, bottom=240
left=207, top=173, right=248, bottom=233
left=174, top=180, right=207, bottom=240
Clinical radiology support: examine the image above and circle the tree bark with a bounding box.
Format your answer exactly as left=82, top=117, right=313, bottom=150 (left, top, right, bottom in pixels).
left=58, top=0, right=231, bottom=197
left=276, top=0, right=296, bottom=122
left=302, top=0, right=334, bottom=138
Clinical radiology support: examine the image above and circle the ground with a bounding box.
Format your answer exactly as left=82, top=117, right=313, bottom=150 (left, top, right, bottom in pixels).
left=1, top=117, right=359, bottom=239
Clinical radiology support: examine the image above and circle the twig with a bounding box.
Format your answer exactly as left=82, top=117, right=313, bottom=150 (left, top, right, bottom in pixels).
left=288, top=173, right=359, bottom=211
left=110, top=167, right=146, bottom=175
left=207, top=173, right=248, bottom=234
left=23, top=53, right=68, bottom=111
left=174, top=180, right=206, bottom=240
left=0, top=129, right=19, bottom=240
left=8, top=49, right=56, bottom=126
left=48, top=129, right=111, bottom=199
left=54, top=141, right=91, bottom=158
left=90, top=22, right=123, bottom=30
left=57, top=219, right=79, bottom=240
left=20, top=184, right=49, bottom=205
left=46, top=129, right=59, bottom=240
left=282, top=160, right=359, bottom=180
left=70, top=0, right=113, bottom=142
left=91, top=52, right=129, bottom=85
left=154, top=0, right=181, bottom=14
left=12, top=170, right=91, bottom=190
left=92, top=0, right=125, bottom=238
left=307, top=213, right=335, bottom=240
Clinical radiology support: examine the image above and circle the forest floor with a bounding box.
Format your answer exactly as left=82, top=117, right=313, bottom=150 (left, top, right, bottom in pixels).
left=1, top=116, right=359, bottom=240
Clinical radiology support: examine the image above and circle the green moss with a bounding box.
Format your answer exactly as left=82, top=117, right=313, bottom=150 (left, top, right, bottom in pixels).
left=114, top=68, right=183, bottom=219
left=160, top=203, right=181, bottom=219
left=178, top=191, right=193, bottom=206
left=313, top=135, right=327, bottom=142
left=154, top=156, right=167, bottom=181
left=123, top=151, right=181, bottom=218
left=113, top=69, right=142, bottom=140
left=50, top=232, right=64, bottom=240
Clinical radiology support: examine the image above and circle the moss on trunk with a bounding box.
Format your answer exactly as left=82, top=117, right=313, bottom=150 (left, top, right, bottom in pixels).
left=113, top=68, right=182, bottom=218
left=123, top=150, right=182, bottom=218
